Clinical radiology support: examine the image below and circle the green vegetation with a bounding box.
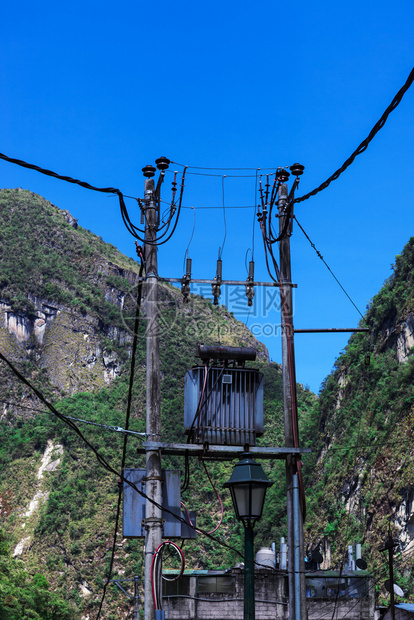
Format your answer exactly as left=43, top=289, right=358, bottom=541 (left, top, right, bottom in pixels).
left=3, top=188, right=414, bottom=613
left=0, top=188, right=137, bottom=324
left=0, top=529, right=75, bottom=619
left=0, top=188, right=312, bottom=616
left=300, top=238, right=414, bottom=602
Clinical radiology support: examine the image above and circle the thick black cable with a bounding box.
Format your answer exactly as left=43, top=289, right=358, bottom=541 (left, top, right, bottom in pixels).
left=0, top=150, right=137, bottom=230
left=144, top=167, right=187, bottom=247
left=0, top=349, right=256, bottom=566
left=295, top=67, right=414, bottom=204
left=0, top=151, right=184, bottom=246
left=257, top=194, right=307, bottom=517
left=294, top=215, right=365, bottom=321
left=96, top=255, right=145, bottom=620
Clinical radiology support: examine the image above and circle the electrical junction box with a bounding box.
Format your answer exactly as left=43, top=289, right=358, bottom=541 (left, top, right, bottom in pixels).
left=123, top=469, right=196, bottom=539
left=184, top=366, right=264, bottom=446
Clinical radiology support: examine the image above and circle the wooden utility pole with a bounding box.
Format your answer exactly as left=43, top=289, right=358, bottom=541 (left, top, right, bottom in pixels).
left=380, top=531, right=398, bottom=620
left=278, top=179, right=307, bottom=620
left=143, top=171, right=163, bottom=620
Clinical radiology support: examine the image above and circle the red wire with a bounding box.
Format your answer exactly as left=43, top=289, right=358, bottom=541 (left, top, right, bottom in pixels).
left=180, top=459, right=224, bottom=535
left=151, top=541, right=185, bottom=609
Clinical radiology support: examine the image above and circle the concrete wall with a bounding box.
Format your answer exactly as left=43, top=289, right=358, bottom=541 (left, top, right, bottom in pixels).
left=162, top=569, right=374, bottom=620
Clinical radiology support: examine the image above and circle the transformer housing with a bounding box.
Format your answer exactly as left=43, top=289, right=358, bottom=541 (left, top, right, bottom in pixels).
left=184, top=365, right=264, bottom=446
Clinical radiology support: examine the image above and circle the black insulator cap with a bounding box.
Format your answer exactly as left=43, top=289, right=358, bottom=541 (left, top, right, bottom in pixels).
left=290, top=163, right=305, bottom=176
left=142, top=164, right=156, bottom=178
left=155, top=156, right=170, bottom=171
left=276, top=168, right=290, bottom=182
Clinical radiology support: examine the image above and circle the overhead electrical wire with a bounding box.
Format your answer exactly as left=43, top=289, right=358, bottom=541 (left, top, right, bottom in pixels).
left=96, top=249, right=145, bottom=619
left=295, top=66, right=414, bottom=204
left=172, top=67, right=414, bottom=201
left=181, top=458, right=224, bottom=535
left=171, top=162, right=277, bottom=171
left=294, top=215, right=365, bottom=321
left=151, top=541, right=185, bottom=612
left=0, top=348, right=267, bottom=570
left=0, top=151, right=186, bottom=248
left=0, top=399, right=146, bottom=437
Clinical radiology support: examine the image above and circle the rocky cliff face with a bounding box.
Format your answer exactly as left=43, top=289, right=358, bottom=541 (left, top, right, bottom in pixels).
left=0, top=189, right=281, bottom=619
left=0, top=188, right=145, bottom=404
left=1, top=295, right=128, bottom=394
left=303, top=239, right=414, bottom=600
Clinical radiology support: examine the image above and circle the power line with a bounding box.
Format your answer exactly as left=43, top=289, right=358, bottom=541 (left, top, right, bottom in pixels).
left=180, top=171, right=267, bottom=178
left=0, top=348, right=259, bottom=567
left=0, top=151, right=185, bottom=247
left=295, top=66, right=414, bottom=204
left=171, top=161, right=278, bottom=171
left=0, top=399, right=146, bottom=437
left=182, top=204, right=255, bottom=209
left=0, top=150, right=128, bottom=208
left=294, top=215, right=365, bottom=321
left=96, top=254, right=144, bottom=619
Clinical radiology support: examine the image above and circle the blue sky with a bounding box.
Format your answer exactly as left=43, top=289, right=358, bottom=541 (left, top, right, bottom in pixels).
left=1, top=0, right=413, bottom=393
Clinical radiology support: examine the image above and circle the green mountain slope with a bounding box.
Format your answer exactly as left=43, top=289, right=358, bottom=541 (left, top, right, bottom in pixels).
left=0, top=188, right=314, bottom=619
left=302, top=238, right=414, bottom=603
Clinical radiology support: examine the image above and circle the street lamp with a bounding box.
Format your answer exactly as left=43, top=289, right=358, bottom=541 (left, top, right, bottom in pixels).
left=224, top=453, right=273, bottom=620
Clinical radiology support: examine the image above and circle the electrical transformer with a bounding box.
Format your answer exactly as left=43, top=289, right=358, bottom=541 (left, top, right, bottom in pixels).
left=184, top=365, right=264, bottom=446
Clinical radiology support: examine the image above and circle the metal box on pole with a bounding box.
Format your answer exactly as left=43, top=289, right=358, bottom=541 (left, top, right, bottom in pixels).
left=184, top=365, right=263, bottom=446
left=123, top=469, right=196, bottom=539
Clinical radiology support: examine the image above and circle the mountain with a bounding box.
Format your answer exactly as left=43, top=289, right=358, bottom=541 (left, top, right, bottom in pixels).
left=302, top=238, right=414, bottom=602
left=0, top=188, right=315, bottom=619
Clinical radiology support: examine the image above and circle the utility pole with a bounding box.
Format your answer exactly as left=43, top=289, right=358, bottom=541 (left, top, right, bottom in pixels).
left=278, top=174, right=307, bottom=620
left=134, top=575, right=140, bottom=620
left=143, top=166, right=163, bottom=620
left=380, top=530, right=398, bottom=620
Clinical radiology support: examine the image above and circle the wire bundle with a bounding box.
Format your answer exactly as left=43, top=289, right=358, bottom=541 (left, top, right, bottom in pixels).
left=121, top=168, right=187, bottom=247
left=256, top=174, right=307, bottom=517
left=151, top=541, right=185, bottom=611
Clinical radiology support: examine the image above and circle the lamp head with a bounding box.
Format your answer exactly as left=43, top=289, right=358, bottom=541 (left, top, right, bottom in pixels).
left=224, top=453, right=273, bottom=528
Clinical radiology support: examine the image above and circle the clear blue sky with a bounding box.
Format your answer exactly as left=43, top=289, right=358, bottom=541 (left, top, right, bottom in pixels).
left=1, top=0, right=413, bottom=393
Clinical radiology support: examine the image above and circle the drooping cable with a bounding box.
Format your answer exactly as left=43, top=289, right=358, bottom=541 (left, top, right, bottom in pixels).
left=151, top=541, right=185, bottom=610
left=0, top=348, right=261, bottom=565
left=296, top=66, right=414, bottom=204
left=181, top=458, right=224, bottom=535
left=257, top=184, right=306, bottom=517
left=294, top=215, right=365, bottom=321
left=0, top=150, right=141, bottom=238
left=0, top=151, right=185, bottom=247
left=184, top=206, right=196, bottom=265
left=0, top=399, right=146, bottom=437
left=96, top=249, right=145, bottom=620
left=144, top=167, right=187, bottom=247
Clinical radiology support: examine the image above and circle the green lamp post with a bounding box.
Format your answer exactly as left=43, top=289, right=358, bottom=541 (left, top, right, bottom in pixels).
left=224, top=453, right=273, bottom=620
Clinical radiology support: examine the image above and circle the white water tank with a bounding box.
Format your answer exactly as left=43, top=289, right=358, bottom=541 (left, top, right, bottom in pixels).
left=255, top=547, right=276, bottom=569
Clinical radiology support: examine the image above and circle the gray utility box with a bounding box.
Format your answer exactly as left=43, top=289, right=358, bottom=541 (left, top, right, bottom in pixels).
left=184, top=366, right=264, bottom=446
left=123, top=469, right=196, bottom=539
